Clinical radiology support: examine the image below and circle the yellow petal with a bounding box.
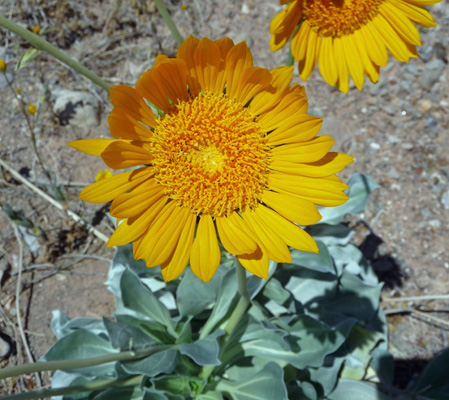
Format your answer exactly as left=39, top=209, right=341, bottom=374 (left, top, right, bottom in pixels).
left=225, top=42, right=254, bottom=101
left=380, top=1, right=422, bottom=45
left=215, top=213, right=258, bottom=255
left=238, top=245, right=269, bottom=279
left=341, top=35, right=365, bottom=91
left=255, top=205, right=319, bottom=253
left=80, top=168, right=153, bottom=203
left=269, top=173, right=349, bottom=207
left=107, top=196, right=168, bottom=247
left=267, top=115, right=323, bottom=146
left=390, top=0, right=437, bottom=28
left=193, top=37, right=222, bottom=93
left=177, top=35, right=201, bottom=96
left=319, top=36, right=338, bottom=87
left=190, top=214, right=221, bottom=282
left=110, top=179, right=165, bottom=218
left=242, top=209, right=292, bottom=263
left=110, top=85, right=156, bottom=128
left=68, top=139, right=122, bottom=156
left=230, top=66, right=272, bottom=105
left=101, top=141, right=152, bottom=170
left=270, top=152, right=354, bottom=178
left=161, top=212, right=196, bottom=282
left=108, top=108, right=153, bottom=141
left=271, top=135, right=335, bottom=163
left=262, top=190, right=322, bottom=226
left=333, top=37, right=349, bottom=94
left=144, top=204, right=193, bottom=268
left=299, top=28, right=320, bottom=82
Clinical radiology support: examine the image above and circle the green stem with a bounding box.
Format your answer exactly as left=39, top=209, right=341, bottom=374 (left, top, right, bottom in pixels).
left=286, top=46, right=294, bottom=66
left=2, top=375, right=142, bottom=400
left=0, top=15, right=110, bottom=92
left=0, top=345, right=174, bottom=380
left=153, top=0, right=184, bottom=46
left=200, top=259, right=251, bottom=381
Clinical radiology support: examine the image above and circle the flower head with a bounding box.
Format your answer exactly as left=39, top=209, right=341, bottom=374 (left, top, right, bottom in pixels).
left=270, top=0, right=441, bottom=93
left=0, top=59, right=6, bottom=71
left=27, top=104, right=37, bottom=114
left=69, top=36, right=352, bottom=282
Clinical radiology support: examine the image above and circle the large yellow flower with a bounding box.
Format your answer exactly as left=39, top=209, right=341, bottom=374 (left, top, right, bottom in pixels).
left=270, top=0, right=441, bottom=93
left=69, top=36, right=352, bottom=282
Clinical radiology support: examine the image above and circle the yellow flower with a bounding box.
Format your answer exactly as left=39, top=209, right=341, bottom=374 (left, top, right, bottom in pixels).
left=27, top=104, right=37, bottom=114
left=32, top=25, right=41, bottom=34
left=181, top=3, right=188, bottom=10
left=69, top=36, right=352, bottom=282
left=0, top=59, right=6, bottom=71
left=270, top=0, right=441, bottom=93
left=95, top=169, right=113, bottom=182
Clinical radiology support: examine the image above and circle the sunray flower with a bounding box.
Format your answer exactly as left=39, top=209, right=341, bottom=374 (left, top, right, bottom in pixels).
left=69, top=36, right=352, bottom=282
left=270, top=0, right=441, bottom=93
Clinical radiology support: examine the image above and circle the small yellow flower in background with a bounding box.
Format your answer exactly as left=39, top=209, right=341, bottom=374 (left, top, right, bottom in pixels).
left=181, top=3, right=188, bottom=10
left=69, top=36, right=352, bottom=282
left=95, top=170, right=113, bottom=182
left=0, top=59, right=6, bottom=71
left=270, top=0, right=442, bottom=93
left=32, top=25, right=41, bottom=34
left=16, top=88, right=22, bottom=95
left=27, top=104, right=37, bottom=114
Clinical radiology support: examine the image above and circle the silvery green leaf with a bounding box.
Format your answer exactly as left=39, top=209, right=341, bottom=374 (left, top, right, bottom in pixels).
left=93, top=386, right=145, bottom=400
left=287, top=381, right=317, bottom=400
left=151, top=375, right=192, bottom=396
left=176, top=268, right=226, bottom=317
left=196, top=391, right=223, bottom=400
left=247, top=260, right=278, bottom=298
left=328, top=379, right=392, bottom=400
left=16, top=48, right=41, bottom=70
left=143, top=390, right=169, bottom=400
left=307, top=224, right=353, bottom=246
left=43, top=330, right=117, bottom=377
left=307, top=356, right=345, bottom=397
left=51, top=311, right=107, bottom=339
left=370, top=348, right=394, bottom=385
left=340, top=326, right=385, bottom=380
left=180, top=330, right=225, bottom=366
left=286, top=316, right=354, bottom=369
left=285, top=270, right=337, bottom=306
left=121, top=349, right=178, bottom=377
left=216, top=362, right=288, bottom=400
left=113, top=314, right=172, bottom=344
left=411, top=347, right=449, bottom=397
left=289, top=240, right=334, bottom=273
left=199, top=268, right=238, bottom=335
left=103, top=317, right=156, bottom=350
left=120, top=269, right=174, bottom=333
left=318, top=173, right=378, bottom=225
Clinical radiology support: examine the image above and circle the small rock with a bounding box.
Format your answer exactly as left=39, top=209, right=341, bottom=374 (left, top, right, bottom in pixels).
left=419, top=99, right=433, bottom=113
left=401, top=142, right=414, bottom=150
left=421, top=59, right=445, bottom=90
left=429, top=219, right=441, bottom=229
left=53, top=89, right=101, bottom=128
left=441, top=189, right=449, bottom=210
left=417, top=46, right=434, bottom=62
left=424, top=117, right=438, bottom=129
left=0, top=332, right=12, bottom=359
left=370, top=142, right=381, bottom=150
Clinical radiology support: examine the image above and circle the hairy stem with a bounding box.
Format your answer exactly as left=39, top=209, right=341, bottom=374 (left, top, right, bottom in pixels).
left=0, top=15, right=110, bottom=92
left=2, top=375, right=142, bottom=400
left=154, top=0, right=184, bottom=46
left=0, top=345, right=175, bottom=379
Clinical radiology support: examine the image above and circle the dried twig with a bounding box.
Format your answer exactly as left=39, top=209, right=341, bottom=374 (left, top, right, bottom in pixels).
left=385, top=307, right=449, bottom=328
left=0, top=158, right=109, bottom=243
left=10, top=221, right=43, bottom=387
left=382, top=294, right=449, bottom=303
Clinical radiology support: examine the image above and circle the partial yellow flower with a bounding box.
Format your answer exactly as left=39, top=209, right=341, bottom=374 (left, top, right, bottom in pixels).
left=0, top=59, right=6, bottom=71
left=270, top=0, right=442, bottom=93
left=27, top=104, right=37, bottom=114
left=32, top=25, right=41, bottom=34
left=69, top=36, right=352, bottom=282
left=95, top=169, right=113, bottom=182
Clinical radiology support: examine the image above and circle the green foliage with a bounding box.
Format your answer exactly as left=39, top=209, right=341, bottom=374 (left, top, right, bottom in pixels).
left=40, top=173, right=449, bottom=400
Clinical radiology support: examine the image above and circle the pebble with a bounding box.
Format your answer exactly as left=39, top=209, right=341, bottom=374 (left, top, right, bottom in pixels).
left=441, top=189, right=449, bottom=210
left=424, top=117, right=438, bottom=129
left=370, top=142, right=381, bottom=150
left=429, top=219, right=441, bottom=229
left=52, top=89, right=101, bottom=128
left=417, top=46, right=434, bottom=62
left=421, top=59, right=445, bottom=90
left=419, top=99, right=433, bottom=113
left=0, top=332, right=12, bottom=359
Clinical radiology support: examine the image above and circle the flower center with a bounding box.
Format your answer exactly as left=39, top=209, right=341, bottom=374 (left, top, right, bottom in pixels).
left=151, top=92, right=270, bottom=217
left=303, top=0, right=384, bottom=37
